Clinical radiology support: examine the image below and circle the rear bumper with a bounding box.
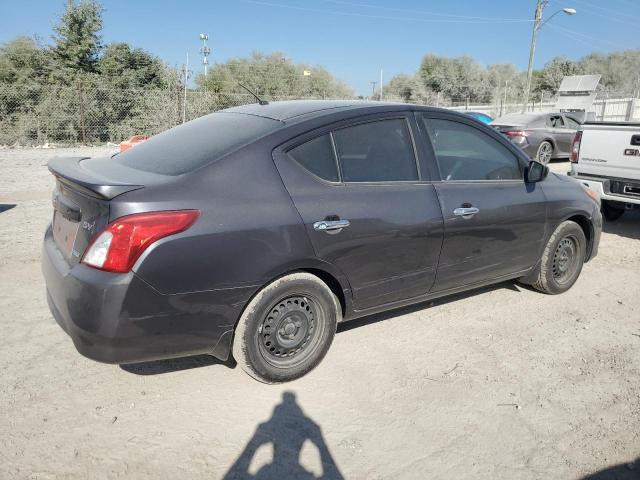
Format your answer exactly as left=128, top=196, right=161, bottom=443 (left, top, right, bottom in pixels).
left=570, top=173, right=640, bottom=206
left=42, top=226, right=254, bottom=364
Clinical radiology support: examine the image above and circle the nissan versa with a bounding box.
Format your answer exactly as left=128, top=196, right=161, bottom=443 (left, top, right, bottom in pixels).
left=42, top=101, right=602, bottom=383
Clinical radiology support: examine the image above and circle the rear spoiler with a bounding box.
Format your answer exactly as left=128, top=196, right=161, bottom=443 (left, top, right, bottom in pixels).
left=48, top=157, right=143, bottom=200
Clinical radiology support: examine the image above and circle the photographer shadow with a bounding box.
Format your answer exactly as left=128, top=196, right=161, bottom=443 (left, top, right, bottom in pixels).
left=224, top=391, right=344, bottom=480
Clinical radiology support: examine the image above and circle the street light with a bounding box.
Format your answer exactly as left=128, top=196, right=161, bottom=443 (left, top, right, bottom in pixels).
left=521, top=2, right=577, bottom=113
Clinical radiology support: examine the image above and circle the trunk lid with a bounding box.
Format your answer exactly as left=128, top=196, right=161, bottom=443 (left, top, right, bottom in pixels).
left=48, top=156, right=149, bottom=265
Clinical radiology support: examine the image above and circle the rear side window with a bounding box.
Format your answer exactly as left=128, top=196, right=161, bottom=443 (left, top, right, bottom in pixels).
left=114, top=112, right=282, bottom=175
left=420, top=117, right=522, bottom=181
left=333, top=119, right=418, bottom=182
left=288, top=134, right=339, bottom=182
left=564, top=116, right=580, bottom=129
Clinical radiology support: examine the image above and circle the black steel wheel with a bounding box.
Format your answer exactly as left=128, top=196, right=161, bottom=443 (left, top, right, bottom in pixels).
left=523, top=220, right=587, bottom=295
left=551, top=235, right=580, bottom=285
left=258, top=295, right=324, bottom=368
left=232, top=273, right=340, bottom=383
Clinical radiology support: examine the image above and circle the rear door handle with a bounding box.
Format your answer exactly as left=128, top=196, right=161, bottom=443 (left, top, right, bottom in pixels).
left=313, top=219, right=350, bottom=232
left=453, top=207, right=479, bottom=218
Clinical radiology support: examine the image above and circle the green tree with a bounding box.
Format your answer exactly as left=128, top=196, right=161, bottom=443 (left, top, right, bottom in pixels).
left=98, top=42, right=165, bottom=89
left=418, top=54, right=489, bottom=103
left=52, top=0, right=103, bottom=77
left=535, top=57, right=582, bottom=95
left=195, top=52, right=353, bottom=101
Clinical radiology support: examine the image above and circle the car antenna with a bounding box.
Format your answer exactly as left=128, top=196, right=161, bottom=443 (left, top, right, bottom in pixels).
left=237, top=83, right=269, bottom=105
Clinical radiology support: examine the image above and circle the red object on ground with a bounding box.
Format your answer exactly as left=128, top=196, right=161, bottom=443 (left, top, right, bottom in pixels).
left=119, top=135, right=150, bottom=152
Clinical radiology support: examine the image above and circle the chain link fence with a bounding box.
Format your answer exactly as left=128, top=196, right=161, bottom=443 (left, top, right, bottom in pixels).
left=2, top=83, right=639, bottom=146
left=0, top=84, right=335, bottom=146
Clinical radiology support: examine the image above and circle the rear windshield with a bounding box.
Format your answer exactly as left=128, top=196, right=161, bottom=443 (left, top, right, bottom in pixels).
left=113, top=112, right=282, bottom=175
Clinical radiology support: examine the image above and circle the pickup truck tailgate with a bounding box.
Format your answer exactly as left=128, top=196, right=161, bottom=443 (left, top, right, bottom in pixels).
left=577, top=124, right=640, bottom=179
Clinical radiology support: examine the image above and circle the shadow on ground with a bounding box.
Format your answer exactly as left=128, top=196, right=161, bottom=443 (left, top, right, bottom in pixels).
left=120, top=354, right=235, bottom=375
left=579, top=458, right=640, bottom=479
left=0, top=204, right=16, bottom=213
left=339, top=280, right=520, bottom=333
left=224, top=391, right=344, bottom=480
left=602, top=209, right=640, bottom=240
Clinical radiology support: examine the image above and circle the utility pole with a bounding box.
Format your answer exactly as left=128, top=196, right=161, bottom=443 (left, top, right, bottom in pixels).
left=199, top=33, right=211, bottom=77
left=182, top=53, right=191, bottom=123
left=370, top=81, right=378, bottom=100
left=521, top=2, right=576, bottom=113
left=522, top=0, right=544, bottom=113
left=502, top=79, right=509, bottom=116
left=379, top=69, right=383, bottom=101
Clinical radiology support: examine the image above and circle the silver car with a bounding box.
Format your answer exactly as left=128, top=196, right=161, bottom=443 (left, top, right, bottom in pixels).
left=491, top=112, right=580, bottom=164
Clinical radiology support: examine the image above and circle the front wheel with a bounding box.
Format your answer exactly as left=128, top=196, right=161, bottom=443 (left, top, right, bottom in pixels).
left=536, top=141, right=553, bottom=164
left=523, top=220, right=586, bottom=295
left=232, top=272, right=340, bottom=383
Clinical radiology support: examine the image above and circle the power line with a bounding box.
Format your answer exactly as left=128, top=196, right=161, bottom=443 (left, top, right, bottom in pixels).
left=568, top=0, right=640, bottom=22
left=317, top=0, right=533, bottom=22
left=547, top=24, right=628, bottom=49
left=232, top=0, right=535, bottom=24
left=558, top=0, right=640, bottom=27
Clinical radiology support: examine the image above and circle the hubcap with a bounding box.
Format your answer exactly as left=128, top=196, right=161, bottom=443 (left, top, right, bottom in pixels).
left=259, top=296, right=318, bottom=366
left=552, top=236, right=578, bottom=284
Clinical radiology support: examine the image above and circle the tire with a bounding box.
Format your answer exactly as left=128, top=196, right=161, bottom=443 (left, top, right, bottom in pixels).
left=601, top=200, right=625, bottom=222
left=536, top=141, right=553, bottom=164
left=524, top=220, right=587, bottom=295
left=232, top=272, right=340, bottom=384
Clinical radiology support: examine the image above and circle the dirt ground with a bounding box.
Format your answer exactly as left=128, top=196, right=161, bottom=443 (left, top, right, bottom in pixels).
left=1, top=147, right=639, bottom=480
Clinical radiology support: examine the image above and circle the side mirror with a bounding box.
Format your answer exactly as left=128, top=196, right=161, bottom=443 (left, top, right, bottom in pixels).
left=526, top=160, right=548, bottom=183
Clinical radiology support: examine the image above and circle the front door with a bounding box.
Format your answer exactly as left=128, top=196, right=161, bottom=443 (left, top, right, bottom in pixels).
left=415, top=113, right=547, bottom=292
left=274, top=115, right=444, bottom=310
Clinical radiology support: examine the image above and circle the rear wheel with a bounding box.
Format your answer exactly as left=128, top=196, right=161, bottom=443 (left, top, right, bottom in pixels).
left=523, top=220, right=586, bottom=294
left=601, top=200, right=625, bottom=222
left=232, top=272, right=340, bottom=383
left=536, top=141, right=553, bottom=164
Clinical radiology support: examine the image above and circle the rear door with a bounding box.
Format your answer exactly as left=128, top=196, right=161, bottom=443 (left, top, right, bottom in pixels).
left=548, top=114, right=572, bottom=156
left=274, top=114, right=444, bottom=311
left=415, top=113, right=547, bottom=292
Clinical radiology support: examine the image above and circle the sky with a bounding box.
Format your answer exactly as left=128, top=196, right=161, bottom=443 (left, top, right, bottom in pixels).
left=1, top=0, right=638, bottom=95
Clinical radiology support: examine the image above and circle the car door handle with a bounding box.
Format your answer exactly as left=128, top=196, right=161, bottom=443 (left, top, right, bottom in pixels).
left=453, top=207, right=479, bottom=218
left=313, top=219, right=350, bottom=232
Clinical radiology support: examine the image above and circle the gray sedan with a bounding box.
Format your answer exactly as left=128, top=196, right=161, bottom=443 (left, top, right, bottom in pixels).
left=491, top=112, right=581, bottom=164
left=42, top=101, right=601, bottom=383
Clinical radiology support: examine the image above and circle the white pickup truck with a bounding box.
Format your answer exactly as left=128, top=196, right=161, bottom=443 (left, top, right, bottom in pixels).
left=568, top=122, right=640, bottom=221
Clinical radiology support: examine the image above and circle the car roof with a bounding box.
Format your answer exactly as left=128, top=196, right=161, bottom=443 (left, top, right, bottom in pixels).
left=491, top=112, right=545, bottom=125
left=223, top=99, right=441, bottom=123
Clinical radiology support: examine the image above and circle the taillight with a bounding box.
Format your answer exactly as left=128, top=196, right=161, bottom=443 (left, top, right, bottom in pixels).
left=505, top=130, right=529, bottom=138
left=82, top=210, right=200, bottom=273
left=570, top=131, right=582, bottom=163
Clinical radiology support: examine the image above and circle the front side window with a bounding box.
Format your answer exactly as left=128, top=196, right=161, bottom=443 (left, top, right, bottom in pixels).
left=333, top=119, right=418, bottom=182
left=419, top=116, right=522, bottom=181
left=288, top=134, right=339, bottom=182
